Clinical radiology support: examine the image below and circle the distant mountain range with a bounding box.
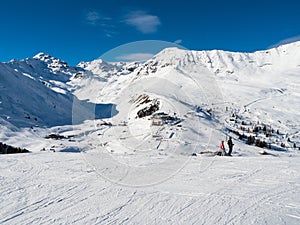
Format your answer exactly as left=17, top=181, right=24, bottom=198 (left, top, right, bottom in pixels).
left=0, top=41, right=299, bottom=154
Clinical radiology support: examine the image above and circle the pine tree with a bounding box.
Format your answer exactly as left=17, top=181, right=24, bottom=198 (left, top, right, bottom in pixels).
left=263, top=125, right=267, bottom=132
left=253, top=126, right=259, bottom=133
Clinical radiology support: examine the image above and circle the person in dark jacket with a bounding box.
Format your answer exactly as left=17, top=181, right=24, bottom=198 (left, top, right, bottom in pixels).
left=227, top=137, right=234, bottom=156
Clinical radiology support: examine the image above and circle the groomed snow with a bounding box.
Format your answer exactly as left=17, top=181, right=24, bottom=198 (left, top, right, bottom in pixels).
left=0, top=152, right=299, bottom=224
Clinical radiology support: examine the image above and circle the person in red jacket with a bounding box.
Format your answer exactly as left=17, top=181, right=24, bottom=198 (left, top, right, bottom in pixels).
left=219, top=141, right=226, bottom=156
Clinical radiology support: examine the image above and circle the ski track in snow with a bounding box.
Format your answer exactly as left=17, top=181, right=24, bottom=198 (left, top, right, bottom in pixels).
left=1, top=153, right=300, bottom=225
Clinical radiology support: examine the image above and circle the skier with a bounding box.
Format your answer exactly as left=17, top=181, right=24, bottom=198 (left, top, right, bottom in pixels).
left=219, top=140, right=226, bottom=156
left=227, top=137, right=234, bottom=156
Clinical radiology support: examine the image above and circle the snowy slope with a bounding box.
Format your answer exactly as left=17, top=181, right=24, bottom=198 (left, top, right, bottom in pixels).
left=147, top=41, right=300, bottom=77
left=0, top=53, right=118, bottom=149
left=0, top=42, right=300, bottom=224
left=1, top=151, right=300, bottom=224
left=0, top=53, right=80, bottom=128
left=83, top=42, right=300, bottom=157
left=0, top=42, right=299, bottom=158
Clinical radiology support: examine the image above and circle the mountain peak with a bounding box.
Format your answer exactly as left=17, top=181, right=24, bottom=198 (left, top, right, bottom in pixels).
left=32, top=52, right=72, bottom=72
left=33, top=52, right=52, bottom=61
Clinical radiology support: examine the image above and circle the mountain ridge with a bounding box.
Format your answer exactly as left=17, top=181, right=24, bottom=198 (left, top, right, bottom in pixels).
left=0, top=41, right=299, bottom=154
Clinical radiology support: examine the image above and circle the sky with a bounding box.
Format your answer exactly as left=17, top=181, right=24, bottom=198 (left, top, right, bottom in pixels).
left=0, top=0, right=300, bottom=65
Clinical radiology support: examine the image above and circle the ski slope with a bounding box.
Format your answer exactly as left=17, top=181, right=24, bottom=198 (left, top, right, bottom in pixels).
left=1, top=152, right=300, bottom=224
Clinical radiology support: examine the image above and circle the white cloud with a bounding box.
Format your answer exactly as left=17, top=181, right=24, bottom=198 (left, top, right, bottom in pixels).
left=85, top=11, right=101, bottom=25
left=116, top=53, right=154, bottom=62
left=124, top=11, right=161, bottom=33
left=85, top=10, right=112, bottom=25
left=84, top=10, right=114, bottom=37
left=174, top=39, right=182, bottom=44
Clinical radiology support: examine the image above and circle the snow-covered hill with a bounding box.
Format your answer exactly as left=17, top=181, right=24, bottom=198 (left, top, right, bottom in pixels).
left=0, top=41, right=299, bottom=160
left=0, top=53, right=79, bottom=128
left=0, top=42, right=300, bottom=224
left=0, top=41, right=299, bottom=161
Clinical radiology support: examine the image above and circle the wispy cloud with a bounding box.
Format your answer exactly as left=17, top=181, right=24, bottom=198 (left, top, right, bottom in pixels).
left=84, top=10, right=112, bottom=26
left=124, top=11, right=161, bottom=34
left=105, top=33, right=113, bottom=38
left=84, top=10, right=115, bottom=37
left=85, top=11, right=101, bottom=25
left=174, top=39, right=182, bottom=44
left=116, top=53, right=154, bottom=62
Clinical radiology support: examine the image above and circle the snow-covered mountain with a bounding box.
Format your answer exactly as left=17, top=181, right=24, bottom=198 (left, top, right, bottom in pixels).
left=0, top=53, right=76, bottom=128
left=81, top=41, right=300, bottom=157
left=0, top=42, right=300, bottom=224
left=0, top=42, right=299, bottom=151
left=146, top=41, right=300, bottom=76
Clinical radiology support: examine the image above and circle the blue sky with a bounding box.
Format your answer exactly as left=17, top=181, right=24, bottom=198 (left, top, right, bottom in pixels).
left=0, top=0, right=299, bottom=65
